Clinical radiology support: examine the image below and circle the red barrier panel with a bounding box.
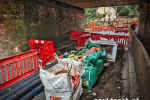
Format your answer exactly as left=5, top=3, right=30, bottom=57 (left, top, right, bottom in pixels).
left=70, top=31, right=89, bottom=40
left=0, top=50, right=39, bottom=90
left=38, top=41, right=55, bottom=67
left=135, top=23, right=138, bottom=28
left=115, top=27, right=129, bottom=33
left=77, top=35, right=130, bottom=48
left=28, top=39, right=55, bottom=67
left=28, top=39, right=50, bottom=50
left=100, top=35, right=130, bottom=48
left=89, top=23, right=137, bottom=31
left=89, top=25, right=130, bottom=32
left=90, top=26, right=115, bottom=31
left=77, top=36, right=91, bottom=47
left=70, top=31, right=80, bottom=39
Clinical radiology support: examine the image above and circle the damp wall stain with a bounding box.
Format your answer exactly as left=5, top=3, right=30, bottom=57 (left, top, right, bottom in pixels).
left=138, top=2, right=150, bottom=56
left=0, top=0, right=85, bottom=58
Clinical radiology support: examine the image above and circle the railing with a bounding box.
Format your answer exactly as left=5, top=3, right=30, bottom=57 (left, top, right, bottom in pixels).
left=129, top=27, right=150, bottom=100
left=0, top=50, right=39, bottom=90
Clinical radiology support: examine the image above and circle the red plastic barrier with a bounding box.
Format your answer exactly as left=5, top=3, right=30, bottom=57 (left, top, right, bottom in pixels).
left=100, top=35, right=130, bottom=48
left=89, top=23, right=138, bottom=31
left=77, top=35, right=130, bottom=48
left=89, top=25, right=93, bottom=29
left=115, top=27, right=129, bottom=33
left=70, top=31, right=89, bottom=40
left=28, top=39, right=50, bottom=50
left=70, top=31, right=80, bottom=39
left=77, top=36, right=91, bottom=47
left=135, top=23, right=138, bottom=28
left=90, top=33, right=103, bottom=36
left=90, top=26, right=117, bottom=31
left=0, top=50, right=39, bottom=90
left=38, top=41, right=55, bottom=67
left=28, top=39, right=55, bottom=67
left=107, top=26, right=115, bottom=31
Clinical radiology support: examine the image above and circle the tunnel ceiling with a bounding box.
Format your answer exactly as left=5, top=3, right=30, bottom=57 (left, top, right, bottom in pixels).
left=55, top=0, right=142, bottom=8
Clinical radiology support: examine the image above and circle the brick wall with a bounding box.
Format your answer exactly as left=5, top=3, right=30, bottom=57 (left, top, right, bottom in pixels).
left=138, top=1, right=150, bottom=56
left=0, top=0, right=85, bottom=58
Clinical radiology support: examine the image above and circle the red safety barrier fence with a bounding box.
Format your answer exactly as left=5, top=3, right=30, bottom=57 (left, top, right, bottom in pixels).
left=28, top=39, right=51, bottom=50
left=77, top=35, right=130, bottom=49
left=70, top=30, right=127, bottom=41
left=100, top=35, right=130, bottom=48
left=28, top=39, right=55, bottom=67
left=115, top=27, right=129, bottom=33
left=38, top=41, right=55, bottom=67
left=89, top=23, right=137, bottom=31
left=0, top=50, right=39, bottom=90
left=135, top=23, right=138, bottom=28
left=70, top=31, right=89, bottom=39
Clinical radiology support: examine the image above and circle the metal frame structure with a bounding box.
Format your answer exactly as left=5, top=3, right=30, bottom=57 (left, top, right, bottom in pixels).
left=91, top=40, right=118, bottom=62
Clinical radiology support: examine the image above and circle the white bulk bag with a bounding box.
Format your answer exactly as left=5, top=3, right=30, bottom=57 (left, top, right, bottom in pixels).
left=39, top=53, right=85, bottom=100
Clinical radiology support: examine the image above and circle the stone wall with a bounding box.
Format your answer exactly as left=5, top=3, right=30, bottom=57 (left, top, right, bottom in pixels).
left=0, top=0, right=85, bottom=58
left=138, top=1, right=150, bottom=56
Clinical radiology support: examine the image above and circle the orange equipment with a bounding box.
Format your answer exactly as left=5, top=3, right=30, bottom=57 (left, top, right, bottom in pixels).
left=92, top=20, right=95, bottom=26
left=131, top=20, right=135, bottom=25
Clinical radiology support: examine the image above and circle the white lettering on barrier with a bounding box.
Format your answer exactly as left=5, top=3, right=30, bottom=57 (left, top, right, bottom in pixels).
left=41, top=41, right=44, bottom=44
left=35, top=40, right=38, bottom=43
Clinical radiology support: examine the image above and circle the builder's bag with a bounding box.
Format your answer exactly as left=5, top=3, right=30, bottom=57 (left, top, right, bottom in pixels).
left=81, top=60, right=98, bottom=89
left=39, top=53, right=85, bottom=100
